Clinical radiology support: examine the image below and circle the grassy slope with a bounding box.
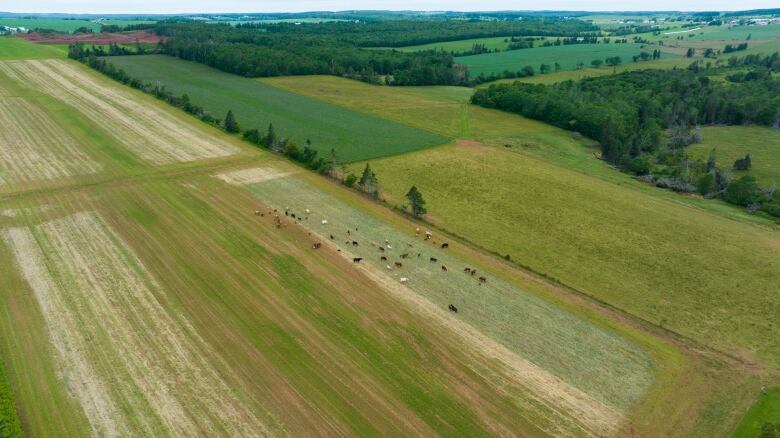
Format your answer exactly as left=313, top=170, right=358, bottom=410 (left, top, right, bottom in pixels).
left=0, top=37, right=66, bottom=60
left=262, top=75, right=780, bottom=369
left=108, top=55, right=448, bottom=163
left=689, top=126, right=780, bottom=185
left=733, top=387, right=780, bottom=437
left=455, top=43, right=679, bottom=76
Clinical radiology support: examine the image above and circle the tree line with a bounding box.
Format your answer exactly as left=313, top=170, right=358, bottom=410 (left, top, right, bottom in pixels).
left=471, top=57, right=780, bottom=219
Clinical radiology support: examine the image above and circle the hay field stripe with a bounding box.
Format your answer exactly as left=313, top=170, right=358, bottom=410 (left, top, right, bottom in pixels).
left=3, top=211, right=270, bottom=437
left=0, top=60, right=238, bottom=165
left=0, top=97, right=102, bottom=185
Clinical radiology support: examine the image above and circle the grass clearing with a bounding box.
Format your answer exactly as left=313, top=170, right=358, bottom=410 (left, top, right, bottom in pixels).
left=733, top=387, right=780, bottom=437
left=0, top=36, right=66, bottom=60
left=456, top=43, right=679, bottom=76
left=0, top=18, right=100, bottom=33
left=689, top=126, right=780, bottom=185
left=108, top=55, right=448, bottom=162
left=0, top=59, right=240, bottom=165
left=391, top=36, right=515, bottom=52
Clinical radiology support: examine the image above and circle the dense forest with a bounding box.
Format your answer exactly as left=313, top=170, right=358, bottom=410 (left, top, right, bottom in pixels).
left=149, top=19, right=596, bottom=85
left=472, top=56, right=780, bottom=218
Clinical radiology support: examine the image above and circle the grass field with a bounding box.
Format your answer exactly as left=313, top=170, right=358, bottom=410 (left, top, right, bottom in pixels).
left=0, top=36, right=66, bottom=60
left=0, top=18, right=154, bottom=33
left=108, top=55, right=448, bottom=162
left=392, top=36, right=515, bottom=52
left=733, top=387, right=780, bottom=437
left=689, top=126, right=780, bottom=185
left=263, top=75, right=780, bottom=369
left=0, top=42, right=773, bottom=436
left=456, top=43, right=679, bottom=76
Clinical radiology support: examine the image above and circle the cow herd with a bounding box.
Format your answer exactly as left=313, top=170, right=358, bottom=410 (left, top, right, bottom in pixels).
left=256, top=205, right=488, bottom=316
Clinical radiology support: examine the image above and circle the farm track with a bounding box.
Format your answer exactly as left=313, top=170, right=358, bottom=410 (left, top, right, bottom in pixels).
left=3, top=211, right=270, bottom=436
left=0, top=59, right=239, bottom=165
left=0, top=96, right=102, bottom=186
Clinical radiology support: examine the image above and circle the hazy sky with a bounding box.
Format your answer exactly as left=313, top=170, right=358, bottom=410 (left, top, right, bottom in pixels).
left=3, top=0, right=778, bottom=14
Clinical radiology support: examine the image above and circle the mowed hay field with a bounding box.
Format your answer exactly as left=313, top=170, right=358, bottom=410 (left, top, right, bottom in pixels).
left=0, top=56, right=248, bottom=194
left=108, top=55, right=448, bottom=162
left=689, top=126, right=780, bottom=185
left=1, top=173, right=584, bottom=436
left=392, top=35, right=514, bottom=52
left=263, top=75, right=780, bottom=369
left=455, top=43, right=679, bottom=76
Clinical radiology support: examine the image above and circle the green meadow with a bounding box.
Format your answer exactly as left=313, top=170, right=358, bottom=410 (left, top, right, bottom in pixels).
left=109, top=55, right=448, bottom=162
left=393, top=36, right=515, bottom=52
left=690, top=126, right=780, bottom=185
left=0, top=36, right=66, bottom=60
left=264, top=75, right=780, bottom=368
left=456, top=42, right=679, bottom=76
left=0, top=18, right=101, bottom=33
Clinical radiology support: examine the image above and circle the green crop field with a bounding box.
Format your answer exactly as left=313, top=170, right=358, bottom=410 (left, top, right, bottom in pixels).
left=392, top=36, right=515, bottom=52
left=733, top=387, right=780, bottom=437
left=455, top=43, right=679, bottom=76
left=0, top=18, right=101, bottom=33
left=108, top=55, right=447, bottom=162
left=686, top=23, right=780, bottom=41
left=263, top=75, right=780, bottom=372
left=689, top=126, right=780, bottom=185
left=0, top=36, right=66, bottom=60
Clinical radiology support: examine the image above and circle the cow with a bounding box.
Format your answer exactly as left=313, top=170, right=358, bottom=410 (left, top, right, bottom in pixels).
left=379, top=246, right=385, bottom=252
left=441, top=265, right=448, bottom=272
left=448, top=304, right=458, bottom=313
left=305, top=209, right=311, bottom=214
left=415, top=227, right=420, bottom=234
left=380, top=256, right=387, bottom=261
left=254, top=210, right=261, bottom=216
left=291, top=213, right=296, bottom=219
left=387, top=245, right=393, bottom=249
left=400, top=253, right=410, bottom=259
left=479, top=276, right=487, bottom=284
left=429, top=257, right=438, bottom=262
left=464, top=267, right=472, bottom=274
left=424, top=231, right=432, bottom=241
left=353, top=257, right=362, bottom=263
left=330, top=234, right=334, bottom=240
left=284, top=211, right=289, bottom=216
left=394, top=261, right=403, bottom=268
left=312, top=242, right=322, bottom=249
left=322, top=220, right=328, bottom=225
left=352, top=241, right=358, bottom=246
left=400, top=277, right=408, bottom=283
left=440, top=243, right=449, bottom=249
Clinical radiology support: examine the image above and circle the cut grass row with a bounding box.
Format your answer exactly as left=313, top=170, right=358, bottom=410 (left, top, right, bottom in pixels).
left=108, top=55, right=449, bottom=163
left=262, top=75, right=780, bottom=369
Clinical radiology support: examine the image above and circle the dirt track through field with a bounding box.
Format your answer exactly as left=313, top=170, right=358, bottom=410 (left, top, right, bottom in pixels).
left=216, top=167, right=297, bottom=185
left=2, top=211, right=269, bottom=437
left=0, top=60, right=239, bottom=165
left=0, top=97, right=102, bottom=186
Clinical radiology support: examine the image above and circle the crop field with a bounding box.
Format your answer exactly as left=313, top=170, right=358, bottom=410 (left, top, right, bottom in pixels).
left=262, top=75, right=780, bottom=369
left=108, top=55, right=448, bottom=162
left=689, top=126, right=780, bottom=185
left=455, top=43, right=679, bottom=76
left=0, top=59, right=239, bottom=166
left=0, top=18, right=101, bottom=33
left=392, top=36, right=515, bottom=52
left=0, top=36, right=66, bottom=60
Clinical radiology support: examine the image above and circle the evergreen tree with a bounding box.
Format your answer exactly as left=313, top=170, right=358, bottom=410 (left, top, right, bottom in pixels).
left=706, top=149, right=717, bottom=172
left=405, top=186, right=427, bottom=218
left=264, top=123, right=276, bottom=147
left=358, top=163, right=379, bottom=198
left=224, top=110, right=240, bottom=133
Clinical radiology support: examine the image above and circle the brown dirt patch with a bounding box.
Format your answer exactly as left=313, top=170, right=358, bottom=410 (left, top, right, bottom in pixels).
left=18, top=32, right=163, bottom=45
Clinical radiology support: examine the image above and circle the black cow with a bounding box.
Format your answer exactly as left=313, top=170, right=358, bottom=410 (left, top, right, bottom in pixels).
left=429, top=257, right=438, bottom=262
left=440, top=243, right=449, bottom=249
left=448, top=304, right=458, bottom=313
left=353, top=257, right=362, bottom=263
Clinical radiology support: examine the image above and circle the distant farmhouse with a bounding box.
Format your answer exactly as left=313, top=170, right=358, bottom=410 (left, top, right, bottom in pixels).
left=1, top=26, right=28, bottom=34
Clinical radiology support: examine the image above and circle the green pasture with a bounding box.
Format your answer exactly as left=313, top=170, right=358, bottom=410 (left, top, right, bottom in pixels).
left=0, top=18, right=100, bottom=33
left=689, top=126, right=780, bottom=185
left=264, top=75, right=780, bottom=367
left=393, top=36, right=515, bottom=53
left=0, top=36, right=66, bottom=60
left=732, top=387, right=780, bottom=437
left=108, top=55, right=448, bottom=162
left=455, top=42, right=679, bottom=76
left=244, top=172, right=656, bottom=412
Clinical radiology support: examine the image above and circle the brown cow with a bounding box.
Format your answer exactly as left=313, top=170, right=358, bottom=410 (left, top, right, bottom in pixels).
left=478, top=276, right=487, bottom=283
left=380, top=256, right=387, bottom=261
left=464, top=267, right=472, bottom=274
left=441, top=265, right=448, bottom=272
left=400, top=253, right=410, bottom=259
left=394, top=261, right=403, bottom=268
left=312, top=242, right=322, bottom=249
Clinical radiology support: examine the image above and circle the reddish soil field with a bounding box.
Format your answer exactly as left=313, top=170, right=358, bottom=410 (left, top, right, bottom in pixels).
left=18, top=31, right=163, bottom=45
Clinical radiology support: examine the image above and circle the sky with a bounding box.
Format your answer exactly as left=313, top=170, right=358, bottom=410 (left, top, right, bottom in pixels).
left=2, top=0, right=779, bottom=14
